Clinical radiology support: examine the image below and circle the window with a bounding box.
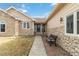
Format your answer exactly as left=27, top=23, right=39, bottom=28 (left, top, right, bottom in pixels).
left=22, top=22, right=27, bottom=29
left=23, top=22, right=27, bottom=28
left=0, top=22, right=5, bottom=32
left=22, top=22, right=30, bottom=29
left=27, top=22, right=29, bottom=28
left=77, top=12, right=79, bottom=34
left=65, top=11, right=79, bottom=36
left=66, top=15, right=74, bottom=33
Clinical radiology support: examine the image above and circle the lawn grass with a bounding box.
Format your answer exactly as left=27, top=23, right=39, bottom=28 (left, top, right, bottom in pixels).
left=0, top=36, right=34, bottom=56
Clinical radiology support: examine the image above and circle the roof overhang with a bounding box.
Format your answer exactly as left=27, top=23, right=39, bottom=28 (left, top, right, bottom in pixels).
left=34, top=18, right=46, bottom=24
left=34, top=21, right=46, bottom=24
left=6, top=6, right=35, bottom=22
left=46, top=3, right=67, bottom=23
left=0, top=9, right=20, bottom=21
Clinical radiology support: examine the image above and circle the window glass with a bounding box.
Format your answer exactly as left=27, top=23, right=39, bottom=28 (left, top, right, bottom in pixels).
left=22, top=22, right=29, bottom=29
left=66, top=15, right=74, bottom=33
left=1, top=24, right=5, bottom=32
left=77, top=12, right=79, bottom=34
left=0, top=23, right=5, bottom=32
left=27, top=22, right=29, bottom=28
left=23, top=22, right=27, bottom=28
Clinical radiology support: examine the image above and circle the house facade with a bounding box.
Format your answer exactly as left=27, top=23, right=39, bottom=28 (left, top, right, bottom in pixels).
left=0, top=4, right=79, bottom=56
left=0, top=7, right=46, bottom=37
left=46, top=3, right=79, bottom=56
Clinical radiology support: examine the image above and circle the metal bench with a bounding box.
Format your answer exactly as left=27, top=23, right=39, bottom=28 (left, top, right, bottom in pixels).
left=46, top=34, right=58, bottom=47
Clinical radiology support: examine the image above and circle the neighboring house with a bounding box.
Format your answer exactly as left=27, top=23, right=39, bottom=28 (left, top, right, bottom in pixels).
left=0, top=7, right=46, bottom=37
left=46, top=3, right=79, bottom=56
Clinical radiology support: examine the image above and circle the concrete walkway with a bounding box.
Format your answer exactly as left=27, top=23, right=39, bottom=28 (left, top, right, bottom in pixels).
left=29, top=35, right=47, bottom=56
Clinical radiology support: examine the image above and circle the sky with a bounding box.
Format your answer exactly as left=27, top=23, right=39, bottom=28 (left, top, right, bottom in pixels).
left=0, top=3, right=55, bottom=18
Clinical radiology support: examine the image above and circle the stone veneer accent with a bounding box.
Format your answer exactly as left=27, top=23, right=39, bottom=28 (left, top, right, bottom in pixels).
left=47, top=26, right=79, bottom=56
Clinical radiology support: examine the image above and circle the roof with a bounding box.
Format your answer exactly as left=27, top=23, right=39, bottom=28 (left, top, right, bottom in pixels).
left=34, top=18, right=46, bottom=24
left=46, top=3, right=67, bottom=23
left=6, top=6, right=35, bottom=22
left=0, top=8, right=19, bottom=21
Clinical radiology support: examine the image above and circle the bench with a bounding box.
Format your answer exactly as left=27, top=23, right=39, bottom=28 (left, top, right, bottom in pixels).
left=46, top=34, right=58, bottom=47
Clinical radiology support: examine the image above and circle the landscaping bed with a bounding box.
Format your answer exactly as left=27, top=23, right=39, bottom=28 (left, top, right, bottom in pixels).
left=42, top=36, right=71, bottom=56
left=0, top=36, right=34, bottom=56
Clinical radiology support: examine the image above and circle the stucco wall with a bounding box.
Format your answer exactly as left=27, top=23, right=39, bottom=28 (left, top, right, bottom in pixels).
left=7, top=8, right=34, bottom=36
left=47, top=4, right=79, bottom=55
left=0, top=11, right=15, bottom=37
left=19, top=21, right=34, bottom=36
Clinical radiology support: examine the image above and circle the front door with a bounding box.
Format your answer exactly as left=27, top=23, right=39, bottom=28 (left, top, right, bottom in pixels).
left=35, top=24, right=46, bottom=35
left=37, top=24, right=41, bottom=32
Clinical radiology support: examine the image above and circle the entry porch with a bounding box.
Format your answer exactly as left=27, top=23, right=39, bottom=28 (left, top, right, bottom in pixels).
left=34, top=23, right=46, bottom=35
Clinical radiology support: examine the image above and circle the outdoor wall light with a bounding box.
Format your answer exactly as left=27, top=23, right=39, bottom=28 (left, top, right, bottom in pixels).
left=60, top=17, right=63, bottom=23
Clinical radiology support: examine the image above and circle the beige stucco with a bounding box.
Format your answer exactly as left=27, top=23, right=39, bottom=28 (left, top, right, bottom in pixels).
left=7, top=8, right=34, bottom=36
left=0, top=10, right=15, bottom=37
left=47, top=3, right=79, bottom=34
left=19, top=21, right=34, bottom=36
left=47, top=4, right=79, bottom=55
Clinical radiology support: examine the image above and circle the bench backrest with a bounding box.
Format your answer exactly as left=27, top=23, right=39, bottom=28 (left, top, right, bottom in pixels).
left=48, top=34, right=58, bottom=42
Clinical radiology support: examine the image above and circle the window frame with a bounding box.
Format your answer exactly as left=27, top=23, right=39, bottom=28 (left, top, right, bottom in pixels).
left=65, top=10, right=79, bottom=36
left=65, top=12, right=75, bottom=36
left=0, top=21, right=5, bottom=32
left=22, top=22, right=30, bottom=29
left=66, top=14, right=74, bottom=33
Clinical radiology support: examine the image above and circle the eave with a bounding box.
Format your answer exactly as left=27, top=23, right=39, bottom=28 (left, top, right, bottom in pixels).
left=46, top=3, right=67, bottom=23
